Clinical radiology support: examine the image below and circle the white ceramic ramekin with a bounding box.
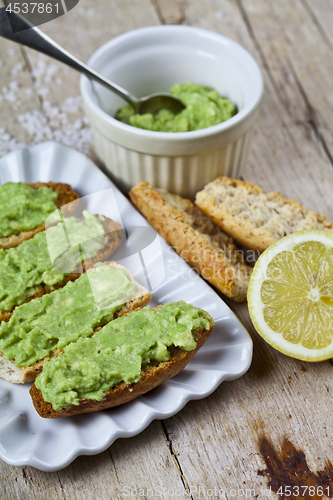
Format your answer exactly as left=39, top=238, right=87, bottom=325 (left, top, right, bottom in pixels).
left=80, top=25, right=263, bottom=198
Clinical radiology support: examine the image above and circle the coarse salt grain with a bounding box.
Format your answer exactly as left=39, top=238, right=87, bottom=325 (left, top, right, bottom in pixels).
left=1, top=54, right=93, bottom=156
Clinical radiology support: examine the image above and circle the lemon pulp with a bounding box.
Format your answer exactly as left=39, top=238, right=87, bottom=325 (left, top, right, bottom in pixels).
left=261, top=241, right=333, bottom=350
left=248, top=231, right=333, bottom=361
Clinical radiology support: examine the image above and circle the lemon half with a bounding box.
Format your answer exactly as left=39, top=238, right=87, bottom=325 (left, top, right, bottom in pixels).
left=248, top=230, right=333, bottom=361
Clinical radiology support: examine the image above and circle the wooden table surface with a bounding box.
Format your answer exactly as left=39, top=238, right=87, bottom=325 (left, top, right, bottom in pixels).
left=1, top=0, right=333, bottom=498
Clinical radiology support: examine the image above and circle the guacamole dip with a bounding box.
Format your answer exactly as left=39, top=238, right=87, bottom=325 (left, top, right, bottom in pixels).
left=0, top=264, right=135, bottom=367
left=0, top=182, right=58, bottom=237
left=116, top=83, right=237, bottom=132
left=35, top=302, right=213, bottom=411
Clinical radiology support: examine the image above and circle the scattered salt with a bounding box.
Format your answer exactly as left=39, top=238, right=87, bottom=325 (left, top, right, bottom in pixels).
left=18, top=110, right=53, bottom=142
left=78, top=7, right=95, bottom=16
left=0, top=81, right=20, bottom=103
left=11, top=63, right=24, bottom=76
left=0, top=128, right=24, bottom=157
left=1, top=54, right=93, bottom=157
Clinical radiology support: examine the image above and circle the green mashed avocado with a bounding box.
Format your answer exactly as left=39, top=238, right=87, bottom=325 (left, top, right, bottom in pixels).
left=116, top=83, right=237, bottom=132
left=0, top=211, right=106, bottom=312
left=0, top=182, right=58, bottom=238
left=35, top=302, right=213, bottom=411
left=0, top=264, right=135, bottom=367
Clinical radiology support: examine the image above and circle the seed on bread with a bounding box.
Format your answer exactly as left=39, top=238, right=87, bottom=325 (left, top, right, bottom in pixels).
left=195, top=177, right=333, bottom=253
left=129, top=181, right=252, bottom=302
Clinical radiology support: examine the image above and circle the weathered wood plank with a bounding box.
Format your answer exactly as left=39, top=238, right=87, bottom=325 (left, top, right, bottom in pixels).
left=0, top=38, right=44, bottom=155
left=156, top=0, right=333, bottom=496
left=0, top=0, right=47, bottom=156
left=301, top=0, right=333, bottom=60
left=154, top=0, right=183, bottom=24
left=2, top=0, right=333, bottom=498
left=238, top=0, right=333, bottom=194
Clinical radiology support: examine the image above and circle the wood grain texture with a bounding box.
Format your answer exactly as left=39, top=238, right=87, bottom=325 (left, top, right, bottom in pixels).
left=1, top=0, right=333, bottom=498
left=154, top=0, right=183, bottom=24
left=302, top=0, right=333, bottom=49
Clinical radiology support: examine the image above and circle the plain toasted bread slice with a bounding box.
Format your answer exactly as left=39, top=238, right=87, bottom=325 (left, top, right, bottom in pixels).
left=0, top=262, right=151, bottom=384
left=195, top=177, right=333, bottom=253
left=129, top=181, right=252, bottom=302
left=0, top=216, right=123, bottom=324
left=0, top=182, right=79, bottom=250
left=29, top=305, right=215, bottom=418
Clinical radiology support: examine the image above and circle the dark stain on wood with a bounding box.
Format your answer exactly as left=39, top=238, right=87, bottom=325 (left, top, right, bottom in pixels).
left=258, top=437, right=333, bottom=499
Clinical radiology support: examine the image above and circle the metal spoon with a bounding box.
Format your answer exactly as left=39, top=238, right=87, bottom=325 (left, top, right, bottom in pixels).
left=0, top=8, right=185, bottom=115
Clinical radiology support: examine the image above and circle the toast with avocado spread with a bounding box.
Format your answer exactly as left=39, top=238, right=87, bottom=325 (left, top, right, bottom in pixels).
left=0, top=211, right=123, bottom=323
left=0, top=182, right=79, bottom=250
left=30, top=301, right=215, bottom=418
left=0, top=262, right=151, bottom=384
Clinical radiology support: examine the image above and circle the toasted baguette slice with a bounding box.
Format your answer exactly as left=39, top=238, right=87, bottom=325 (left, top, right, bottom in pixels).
left=130, top=181, right=252, bottom=302
left=195, top=177, right=333, bottom=253
left=0, top=182, right=79, bottom=250
left=0, top=216, right=123, bottom=324
left=29, top=304, right=215, bottom=418
left=0, top=262, right=151, bottom=384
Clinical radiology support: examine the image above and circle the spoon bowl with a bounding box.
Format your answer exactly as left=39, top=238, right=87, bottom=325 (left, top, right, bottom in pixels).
left=136, top=93, right=185, bottom=115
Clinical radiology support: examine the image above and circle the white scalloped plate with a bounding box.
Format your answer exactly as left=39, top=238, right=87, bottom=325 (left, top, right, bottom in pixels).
left=0, top=142, right=252, bottom=471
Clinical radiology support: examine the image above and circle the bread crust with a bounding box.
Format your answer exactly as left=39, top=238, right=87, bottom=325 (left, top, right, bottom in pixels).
left=195, top=177, right=333, bottom=253
left=129, top=181, right=251, bottom=302
left=0, top=263, right=151, bottom=384
left=0, top=216, right=123, bottom=324
left=29, top=307, right=215, bottom=418
left=0, top=182, right=80, bottom=250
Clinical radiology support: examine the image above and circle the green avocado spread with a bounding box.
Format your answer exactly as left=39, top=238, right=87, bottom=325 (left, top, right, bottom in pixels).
left=46, top=210, right=107, bottom=273
left=0, top=264, right=135, bottom=367
left=35, top=302, right=212, bottom=411
left=0, top=211, right=106, bottom=312
left=0, top=183, right=58, bottom=238
left=116, top=83, right=237, bottom=132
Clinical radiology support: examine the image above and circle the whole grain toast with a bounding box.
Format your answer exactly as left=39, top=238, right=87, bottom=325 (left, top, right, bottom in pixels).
left=29, top=305, right=215, bottom=418
left=0, top=182, right=79, bottom=250
left=195, top=177, right=333, bottom=253
left=0, top=216, right=123, bottom=324
left=0, top=262, right=151, bottom=384
left=129, top=181, right=252, bottom=302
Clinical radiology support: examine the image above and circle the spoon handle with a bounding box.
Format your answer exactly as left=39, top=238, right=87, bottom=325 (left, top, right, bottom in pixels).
left=0, top=8, right=139, bottom=109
